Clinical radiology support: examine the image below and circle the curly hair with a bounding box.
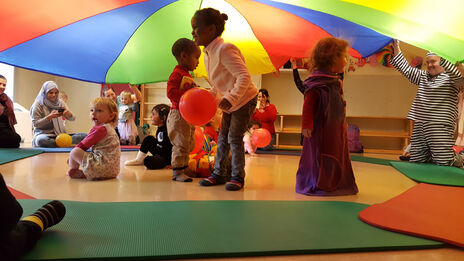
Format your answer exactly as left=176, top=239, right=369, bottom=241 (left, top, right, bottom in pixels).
left=308, top=37, right=349, bottom=72
left=193, top=8, right=228, bottom=37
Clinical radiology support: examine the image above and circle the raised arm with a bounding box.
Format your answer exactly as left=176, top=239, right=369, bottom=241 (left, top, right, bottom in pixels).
left=440, top=58, right=464, bottom=84
left=290, top=58, right=305, bottom=94
left=390, top=40, right=423, bottom=85
left=130, top=85, right=142, bottom=102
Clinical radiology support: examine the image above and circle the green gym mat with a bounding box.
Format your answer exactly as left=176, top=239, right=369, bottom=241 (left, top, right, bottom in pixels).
left=390, top=161, right=464, bottom=186
left=350, top=155, right=399, bottom=166
left=0, top=148, right=43, bottom=165
left=19, top=200, right=442, bottom=260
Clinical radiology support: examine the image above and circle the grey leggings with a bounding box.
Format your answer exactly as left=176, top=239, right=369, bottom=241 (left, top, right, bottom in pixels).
left=34, top=133, right=87, bottom=148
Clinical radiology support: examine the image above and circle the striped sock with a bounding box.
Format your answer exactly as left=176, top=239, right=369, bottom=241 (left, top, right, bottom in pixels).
left=21, top=200, right=66, bottom=231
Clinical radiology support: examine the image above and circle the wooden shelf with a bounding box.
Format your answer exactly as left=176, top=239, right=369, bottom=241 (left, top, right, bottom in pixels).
left=278, top=128, right=300, bottom=134
left=363, top=148, right=403, bottom=154
left=276, top=145, right=302, bottom=150
left=360, top=131, right=410, bottom=138
left=274, top=114, right=412, bottom=154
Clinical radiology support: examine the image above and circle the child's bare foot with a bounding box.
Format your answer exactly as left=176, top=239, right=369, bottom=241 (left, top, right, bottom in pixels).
left=67, top=169, right=86, bottom=179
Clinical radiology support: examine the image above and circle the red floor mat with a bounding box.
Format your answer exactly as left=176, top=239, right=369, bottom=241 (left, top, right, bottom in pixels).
left=359, top=183, right=464, bottom=247
left=8, top=186, right=35, bottom=199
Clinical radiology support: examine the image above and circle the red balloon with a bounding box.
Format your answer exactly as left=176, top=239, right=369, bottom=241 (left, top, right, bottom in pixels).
left=191, top=126, right=204, bottom=154
left=179, top=88, right=217, bottom=126
left=252, top=128, right=271, bottom=148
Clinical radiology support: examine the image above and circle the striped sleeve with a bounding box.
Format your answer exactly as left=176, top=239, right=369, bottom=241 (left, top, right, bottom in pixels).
left=440, top=58, right=464, bottom=85
left=391, top=52, right=424, bottom=86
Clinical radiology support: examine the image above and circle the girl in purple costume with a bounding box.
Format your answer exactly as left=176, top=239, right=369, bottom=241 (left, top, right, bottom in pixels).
left=296, top=37, right=358, bottom=196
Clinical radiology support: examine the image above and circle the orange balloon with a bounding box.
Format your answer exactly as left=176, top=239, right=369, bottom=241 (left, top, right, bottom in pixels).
left=191, top=126, right=204, bottom=154
left=252, top=128, right=271, bottom=148
left=179, top=88, right=217, bottom=126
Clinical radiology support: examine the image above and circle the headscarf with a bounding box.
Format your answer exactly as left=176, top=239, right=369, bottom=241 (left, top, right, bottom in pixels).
left=33, top=81, right=66, bottom=135
left=0, top=92, right=17, bottom=130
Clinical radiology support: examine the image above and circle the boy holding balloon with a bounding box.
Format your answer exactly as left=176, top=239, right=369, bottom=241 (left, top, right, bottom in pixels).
left=192, top=8, right=258, bottom=191
left=166, top=38, right=201, bottom=182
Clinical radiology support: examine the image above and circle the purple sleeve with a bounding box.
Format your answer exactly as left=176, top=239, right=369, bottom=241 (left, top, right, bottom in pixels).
left=76, top=125, right=107, bottom=151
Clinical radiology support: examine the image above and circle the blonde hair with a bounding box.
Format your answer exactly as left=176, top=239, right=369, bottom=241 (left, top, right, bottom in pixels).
left=91, top=97, right=118, bottom=127
left=120, top=91, right=133, bottom=104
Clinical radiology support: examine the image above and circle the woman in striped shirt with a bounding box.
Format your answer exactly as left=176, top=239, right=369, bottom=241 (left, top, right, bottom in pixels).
left=390, top=40, right=464, bottom=167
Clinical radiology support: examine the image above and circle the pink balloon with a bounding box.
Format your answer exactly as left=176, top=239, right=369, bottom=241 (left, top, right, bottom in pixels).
left=179, top=88, right=217, bottom=126
left=252, top=128, right=271, bottom=148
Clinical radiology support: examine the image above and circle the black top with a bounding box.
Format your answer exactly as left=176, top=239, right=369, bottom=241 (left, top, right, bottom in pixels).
left=153, top=125, right=172, bottom=162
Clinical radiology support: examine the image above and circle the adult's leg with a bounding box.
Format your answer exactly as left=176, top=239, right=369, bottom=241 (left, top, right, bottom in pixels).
left=0, top=221, right=42, bottom=261
left=34, top=134, right=57, bottom=148
left=0, top=173, right=39, bottom=261
left=409, top=122, right=432, bottom=163
left=0, top=173, right=23, bottom=239
left=70, top=133, right=87, bottom=144
left=1, top=200, right=66, bottom=260
left=260, top=133, right=275, bottom=151
left=0, top=128, right=21, bottom=148
left=424, top=123, right=457, bottom=166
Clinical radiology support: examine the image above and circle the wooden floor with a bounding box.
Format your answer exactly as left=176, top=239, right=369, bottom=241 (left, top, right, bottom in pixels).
left=1, top=149, right=463, bottom=260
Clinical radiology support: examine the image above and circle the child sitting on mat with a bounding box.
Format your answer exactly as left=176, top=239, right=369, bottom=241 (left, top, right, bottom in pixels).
left=125, top=104, right=172, bottom=169
left=67, top=97, right=120, bottom=180
left=0, top=173, right=66, bottom=260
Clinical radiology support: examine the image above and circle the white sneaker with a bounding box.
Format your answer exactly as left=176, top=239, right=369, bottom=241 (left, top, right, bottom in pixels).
left=124, top=158, right=144, bottom=166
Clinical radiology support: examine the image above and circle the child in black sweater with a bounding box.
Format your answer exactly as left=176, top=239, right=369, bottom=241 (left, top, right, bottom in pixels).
left=125, top=104, right=172, bottom=169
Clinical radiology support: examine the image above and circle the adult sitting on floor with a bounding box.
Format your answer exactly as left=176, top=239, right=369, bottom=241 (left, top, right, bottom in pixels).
left=30, top=81, right=86, bottom=147
left=0, top=75, right=21, bottom=148
left=251, top=89, right=277, bottom=150
left=391, top=40, right=464, bottom=167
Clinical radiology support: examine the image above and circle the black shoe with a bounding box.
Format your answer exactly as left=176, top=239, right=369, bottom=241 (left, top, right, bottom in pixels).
left=225, top=180, right=244, bottom=191
left=399, top=155, right=410, bottom=161
left=199, top=175, right=226, bottom=186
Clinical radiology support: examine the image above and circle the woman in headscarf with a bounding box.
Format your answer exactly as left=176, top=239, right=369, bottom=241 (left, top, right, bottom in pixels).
left=0, top=75, right=21, bottom=148
left=30, top=81, right=86, bottom=147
